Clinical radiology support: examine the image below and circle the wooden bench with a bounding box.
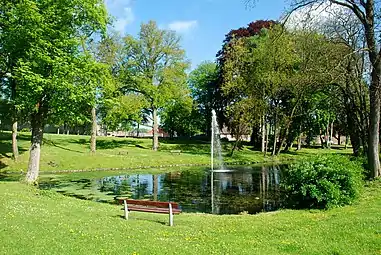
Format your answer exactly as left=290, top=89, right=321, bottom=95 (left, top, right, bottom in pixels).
left=117, top=199, right=181, bottom=226
left=170, top=150, right=181, bottom=155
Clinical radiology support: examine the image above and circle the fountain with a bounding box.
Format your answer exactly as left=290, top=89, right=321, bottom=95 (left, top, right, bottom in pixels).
left=211, top=110, right=231, bottom=172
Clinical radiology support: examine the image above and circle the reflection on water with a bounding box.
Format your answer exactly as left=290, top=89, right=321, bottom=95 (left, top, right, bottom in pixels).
left=39, top=165, right=285, bottom=215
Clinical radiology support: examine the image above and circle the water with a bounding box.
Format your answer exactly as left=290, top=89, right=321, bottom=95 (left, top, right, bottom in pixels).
left=39, top=165, right=285, bottom=215
left=211, top=110, right=225, bottom=171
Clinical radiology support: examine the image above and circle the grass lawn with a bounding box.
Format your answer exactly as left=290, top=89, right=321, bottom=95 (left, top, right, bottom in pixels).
left=0, top=132, right=352, bottom=173
left=0, top=180, right=380, bottom=254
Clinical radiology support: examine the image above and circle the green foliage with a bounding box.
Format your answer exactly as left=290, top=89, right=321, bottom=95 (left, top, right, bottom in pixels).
left=100, top=94, right=148, bottom=131
left=220, top=24, right=350, bottom=154
left=282, top=155, right=364, bottom=209
left=8, top=0, right=108, bottom=121
left=91, top=33, right=144, bottom=132
left=121, top=21, right=189, bottom=109
left=188, top=61, right=219, bottom=134
left=120, top=21, right=189, bottom=149
left=1, top=179, right=381, bottom=254
left=160, top=95, right=203, bottom=137
left=0, top=132, right=353, bottom=173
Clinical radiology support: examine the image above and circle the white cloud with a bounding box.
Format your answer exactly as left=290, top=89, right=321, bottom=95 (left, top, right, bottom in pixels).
left=168, top=20, right=198, bottom=33
left=105, top=0, right=134, bottom=33
left=105, top=0, right=132, bottom=9
left=114, top=7, right=134, bottom=32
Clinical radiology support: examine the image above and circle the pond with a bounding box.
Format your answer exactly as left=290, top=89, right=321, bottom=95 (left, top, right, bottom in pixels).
left=39, top=165, right=286, bottom=215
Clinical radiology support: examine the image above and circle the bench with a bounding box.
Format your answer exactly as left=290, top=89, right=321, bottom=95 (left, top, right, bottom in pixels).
left=117, top=199, right=182, bottom=226
left=170, top=150, right=181, bottom=155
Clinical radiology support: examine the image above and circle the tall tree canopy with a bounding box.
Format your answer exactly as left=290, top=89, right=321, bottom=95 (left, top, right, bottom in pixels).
left=247, top=0, right=381, bottom=179
left=188, top=61, right=219, bottom=136
left=2, top=0, right=108, bottom=183
left=121, top=20, right=189, bottom=150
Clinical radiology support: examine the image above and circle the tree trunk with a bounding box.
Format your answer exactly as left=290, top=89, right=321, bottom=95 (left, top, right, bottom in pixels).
left=272, top=117, right=278, bottom=156
left=152, top=107, right=159, bottom=151
left=12, top=121, right=19, bottom=161
left=153, top=175, right=158, bottom=201
left=276, top=127, right=286, bottom=155
left=90, top=107, right=97, bottom=153
left=319, top=129, right=324, bottom=148
left=230, top=138, right=240, bottom=156
left=26, top=113, right=44, bottom=184
left=284, top=131, right=296, bottom=152
left=10, top=78, right=19, bottom=161
left=361, top=0, right=380, bottom=177
left=277, top=123, right=293, bottom=155
left=329, top=121, right=334, bottom=149
left=261, top=114, right=265, bottom=153
left=325, top=122, right=330, bottom=148
left=345, top=136, right=349, bottom=150
left=368, top=66, right=381, bottom=178
left=264, top=123, right=269, bottom=157
left=297, top=132, right=302, bottom=151
left=137, top=123, right=140, bottom=137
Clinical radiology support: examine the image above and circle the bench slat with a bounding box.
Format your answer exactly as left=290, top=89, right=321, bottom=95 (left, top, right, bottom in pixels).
left=118, top=199, right=180, bottom=209
left=128, top=205, right=181, bottom=214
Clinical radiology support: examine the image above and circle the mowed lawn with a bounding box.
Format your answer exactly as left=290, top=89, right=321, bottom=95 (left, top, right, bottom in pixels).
left=0, top=132, right=352, bottom=173
left=0, top=180, right=380, bottom=255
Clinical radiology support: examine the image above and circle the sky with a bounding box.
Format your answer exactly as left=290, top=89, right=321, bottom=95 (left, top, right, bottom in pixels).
left=105, top=0, right=288, bottom=70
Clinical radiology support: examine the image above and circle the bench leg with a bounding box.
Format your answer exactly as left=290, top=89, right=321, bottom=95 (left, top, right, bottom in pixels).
left=124, top=200, right=129, bottom=220
left=169, top=203, right=173, bottom=226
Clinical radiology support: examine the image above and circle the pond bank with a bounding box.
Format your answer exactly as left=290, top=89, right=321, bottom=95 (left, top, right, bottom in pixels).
left=38, top=165, right=286, bottom=215
left=0, top=180, right=380, bottom=254
left=0, top=133, right=352, bottom=173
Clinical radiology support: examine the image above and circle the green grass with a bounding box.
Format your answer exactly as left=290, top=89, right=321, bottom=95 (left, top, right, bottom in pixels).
left=0, top=180, right=380, bottom=254
left=0, top=132, right=352, bottom=173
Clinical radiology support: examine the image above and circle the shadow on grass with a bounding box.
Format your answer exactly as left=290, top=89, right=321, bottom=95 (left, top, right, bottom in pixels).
left=281, top=148, right=350, bottom=156
left=0, top=172, right=23, bottom=181
left=0, top=132, right=29, bottom=161
left=160, top=138, right=209, bottom=145
left=0, top=132, right=31, bottom=141
left=159, top=143, right=210, bottom=155
left=0, top=139, right=27, bottom=166
left=42, top=138, right=84, bottom=153
left=113, top=214, right=168, bottom=226
left=65, top=138, right=142, bottom=150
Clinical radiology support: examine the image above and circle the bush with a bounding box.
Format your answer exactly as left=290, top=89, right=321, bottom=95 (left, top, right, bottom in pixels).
left=281, top=155, right=364, bottom=209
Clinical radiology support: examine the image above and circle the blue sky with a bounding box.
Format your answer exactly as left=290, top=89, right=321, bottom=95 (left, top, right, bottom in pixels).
left=105, top=0, right=287, bottom=70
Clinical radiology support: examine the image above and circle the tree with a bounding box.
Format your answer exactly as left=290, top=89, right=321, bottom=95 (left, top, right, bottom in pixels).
left=100, top=93, right=147, bottom=132
left=188, top=61, right=219, bottom=136
left=292, top=0, right=381, bottom=178
left=121, top=21, right=189, bottom=150
left=0, top=1, right=36, bottom=161
left=160, top=94, right=202, bottom=138
left=319, top=7, right=369, bottom=156
left=216, top=20, right=278, bottom=146
left=222, top=23, right=345, bottom=155
left=248, top=0, right=381, bottom=178
left=10, top=0, right=108, bottom=183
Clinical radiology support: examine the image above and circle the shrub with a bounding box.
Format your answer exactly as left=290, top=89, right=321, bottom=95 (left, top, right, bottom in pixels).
left=281, top=155, right=364, bottom=209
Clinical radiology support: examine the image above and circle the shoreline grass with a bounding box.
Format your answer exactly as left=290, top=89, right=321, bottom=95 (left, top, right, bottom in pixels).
left=0, top=132, right=352, bottom=173
left=0, top=180, right=380, bottom=254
